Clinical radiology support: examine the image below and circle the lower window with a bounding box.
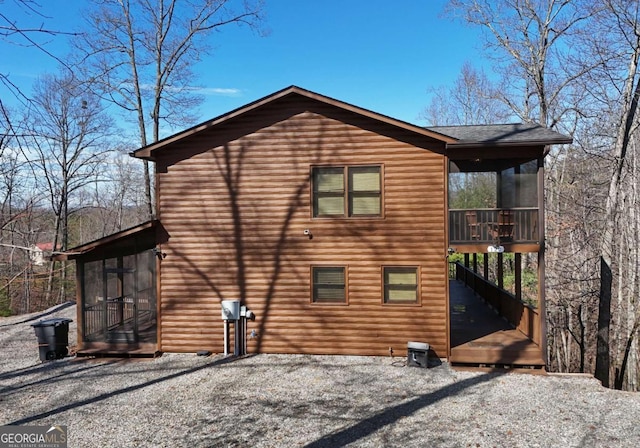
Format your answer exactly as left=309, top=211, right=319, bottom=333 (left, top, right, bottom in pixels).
left=383, top=266, right=419, bottom=304
left=312, top=266, right=347, bottom=304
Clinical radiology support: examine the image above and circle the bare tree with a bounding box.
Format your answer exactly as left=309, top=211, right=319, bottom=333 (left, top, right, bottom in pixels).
left=74, top=0, right=264, bottom=218
left=0, top=101, right=51, bottom=314
left=81, top=152, right=149, bottom=239
left=444, top=0, right=640, bottom=389
left=446, top=0, right=593, bottom=127
left=23, top=73, right=114, bottom=305
left=0, top=0, right=78, bottom=103
left=586, top=0, right=640, bottom=388
left=422, top=62, right=513, bottom=126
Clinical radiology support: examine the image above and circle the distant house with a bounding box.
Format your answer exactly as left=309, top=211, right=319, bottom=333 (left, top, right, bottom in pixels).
left=54, top=86, right=571, bottom=365
left=29, top=243, right=57, bottom=266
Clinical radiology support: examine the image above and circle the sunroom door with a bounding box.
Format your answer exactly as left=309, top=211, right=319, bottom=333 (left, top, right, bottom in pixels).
left=104, top=263, right=137, bottom=343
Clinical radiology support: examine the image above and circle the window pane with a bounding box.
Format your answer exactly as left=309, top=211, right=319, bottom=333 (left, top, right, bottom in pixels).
left=315, top=286, right=345, bottom=302
left=386, top=287, right=417, bottom=302
left=315, top=268, right=344, bottom=284
left=316, top=195, right=345, bottom=216
left=349, top=166, right=381, bottom=216
left=313, top=267, right=346, bottom=303
left=386, top=269, right=416, bottom=285
left=350, top=166, right=380, bottom=191
left=314, top=167, right=345, bottom=217
left=384, top=267, right=418, bottom=304
left=351, top=194, right=381, bottom=215
left=315, top=168, right=344, bottom=192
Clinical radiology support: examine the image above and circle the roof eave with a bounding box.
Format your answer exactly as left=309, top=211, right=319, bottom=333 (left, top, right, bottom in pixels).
left=447, top=138, right=572, bottom=149
left=51, top=220, right=158, bottom=261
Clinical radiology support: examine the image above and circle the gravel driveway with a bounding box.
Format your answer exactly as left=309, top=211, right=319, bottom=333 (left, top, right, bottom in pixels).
left=1, top=304, right=639, bottom=447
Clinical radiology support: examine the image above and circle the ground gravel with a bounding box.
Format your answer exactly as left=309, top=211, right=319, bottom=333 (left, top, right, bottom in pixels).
left=1, top=304, right=639, bottom=447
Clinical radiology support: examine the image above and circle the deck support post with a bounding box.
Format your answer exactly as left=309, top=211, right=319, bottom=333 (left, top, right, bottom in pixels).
left=515, top=253, right=522, bottom=301
left=537, top=156, right=548, bottom=366
left=497, top=253, right=504, bottom=289
left=483, top=253, right=489, bottom=280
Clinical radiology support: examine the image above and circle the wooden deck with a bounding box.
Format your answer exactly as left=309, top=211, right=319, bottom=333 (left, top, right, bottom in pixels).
left=449, top=280, right=545, bottom=368
left=76, top=342, right=161, bottom=359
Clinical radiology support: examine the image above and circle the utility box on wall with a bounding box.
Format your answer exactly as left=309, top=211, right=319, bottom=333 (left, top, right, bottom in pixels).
left=407, top=341, right=429, bottom=368
left=221, top=300, right=240, bottom=321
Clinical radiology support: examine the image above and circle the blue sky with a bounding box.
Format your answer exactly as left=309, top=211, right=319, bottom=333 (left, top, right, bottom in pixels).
left=1, top=0, right=485, bottom=126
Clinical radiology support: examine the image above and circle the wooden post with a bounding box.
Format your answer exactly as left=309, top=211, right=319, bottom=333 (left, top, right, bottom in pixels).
left=76, top=261, right=84, bottom=350
left=102, top=259, right=108, bottom=340
left=473, top=253, right=478, bottom=273
left=515, top=253, right=522, bottom=301
left=483, top=253, right=489, bottom=280
left=117, top=256, right=124, bottom=326
left=497, top=253, right=504, bottom=289
left=464, top=253, right=470, bottom=268
left=537, top=156, right=548, bottom=366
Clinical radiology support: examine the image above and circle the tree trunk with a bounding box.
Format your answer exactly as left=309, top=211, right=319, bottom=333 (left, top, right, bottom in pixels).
left=615, top=319, right=640, bottom=389
left=596, top=257, right=612, bottom=386
left=44, top=212, right=62, bottom=307
left=595, top=35, right=640, bottom=388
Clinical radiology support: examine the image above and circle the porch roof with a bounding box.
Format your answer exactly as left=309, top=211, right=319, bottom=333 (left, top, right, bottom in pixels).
left=427, top=123, right=572, bottom=148
left=51, top=220, right=159, bottom=261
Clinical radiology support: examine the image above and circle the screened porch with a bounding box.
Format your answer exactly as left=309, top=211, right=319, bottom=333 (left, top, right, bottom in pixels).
left=81, top=249, right=157, bottom=345
left=53, top=220, right=161, bottom=356
left=448, top=158, right=542, bottom=250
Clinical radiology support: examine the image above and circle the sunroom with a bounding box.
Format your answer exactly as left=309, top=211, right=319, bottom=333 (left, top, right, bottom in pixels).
left=52, top=220, right=161, bottom=357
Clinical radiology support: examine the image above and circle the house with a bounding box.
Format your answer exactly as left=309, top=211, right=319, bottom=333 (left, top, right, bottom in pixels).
left=29, top=242, right=57, bottom=266
left=53, top=86, right=571, bottom=366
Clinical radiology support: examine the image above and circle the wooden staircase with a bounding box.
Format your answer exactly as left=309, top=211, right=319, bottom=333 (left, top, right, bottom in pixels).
left=449, top=279, right=545, bottom=369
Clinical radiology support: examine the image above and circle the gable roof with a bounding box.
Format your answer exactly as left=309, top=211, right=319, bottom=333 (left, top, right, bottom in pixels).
left=131, top=86, right=573, bottom=160
left=131, top=85, right=457, bottom=160
left=427, top=123, right=572, bottom=148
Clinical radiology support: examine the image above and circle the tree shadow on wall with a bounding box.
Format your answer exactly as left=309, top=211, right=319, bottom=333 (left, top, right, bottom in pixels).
left=159, top=97, right=448, bottom=355
left=161, top=103, right=347, bottom=354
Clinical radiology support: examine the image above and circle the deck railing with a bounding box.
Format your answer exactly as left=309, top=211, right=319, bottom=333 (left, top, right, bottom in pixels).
left=449, top=208, right=538, bottom=244
left=453, top=262, right=541, bottom=345
left=83, top=290, right=155, bottom=341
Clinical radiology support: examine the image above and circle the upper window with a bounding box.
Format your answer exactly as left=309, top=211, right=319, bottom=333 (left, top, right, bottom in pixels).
left=312, top=165, right=381, bottom=218
left=312, top=266, right=347, bottom=304
left=383, top=267, right=419, bottom=304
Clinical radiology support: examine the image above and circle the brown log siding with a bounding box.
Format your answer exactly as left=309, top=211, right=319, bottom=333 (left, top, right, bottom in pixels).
left=155, top=97, right=448, bottom=357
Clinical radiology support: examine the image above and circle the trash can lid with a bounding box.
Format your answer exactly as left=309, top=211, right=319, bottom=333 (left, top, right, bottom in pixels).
left=31, top=317, right=73, bottom=327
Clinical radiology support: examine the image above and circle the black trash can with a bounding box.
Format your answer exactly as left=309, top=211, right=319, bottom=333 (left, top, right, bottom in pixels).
left=31, top=318, right=73, bottom=361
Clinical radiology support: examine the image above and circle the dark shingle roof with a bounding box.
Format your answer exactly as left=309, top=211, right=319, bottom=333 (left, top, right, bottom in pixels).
left=426, top=123, right=572, bottom=146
